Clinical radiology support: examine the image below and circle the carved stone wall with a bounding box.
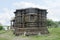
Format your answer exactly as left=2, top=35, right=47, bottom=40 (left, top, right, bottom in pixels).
left=11, top=8, right=49, bottom=36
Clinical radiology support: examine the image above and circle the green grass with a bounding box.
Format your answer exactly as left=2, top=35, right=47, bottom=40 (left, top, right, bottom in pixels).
left=0, top=30, right=6, bottom=34
left=0, top=27, right=60, bottom=40
left=0, top=37, right=8, bottom=40
left=29, top=28, right=60, bottom=40
left=0, top=30, right=15, bottom=40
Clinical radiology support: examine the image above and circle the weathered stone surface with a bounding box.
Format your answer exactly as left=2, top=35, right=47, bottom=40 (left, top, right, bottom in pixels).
left=11, top=8, right=49, bottom=36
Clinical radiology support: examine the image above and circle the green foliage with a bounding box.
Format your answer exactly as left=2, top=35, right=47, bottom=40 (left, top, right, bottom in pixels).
left=47, top=19, right=53, bottom=26
left=46, top=19, right=58, bottom=28
left=0, top=26, right=3, bottom=30
left=58, top=21, right=60, bottom=24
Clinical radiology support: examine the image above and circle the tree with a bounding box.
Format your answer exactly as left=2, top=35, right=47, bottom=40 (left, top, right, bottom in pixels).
left=47, top=19, right=53, bottom=28
left=46, top=19, right=58, bottom=28
left=0, top=26, right=3, bottom=30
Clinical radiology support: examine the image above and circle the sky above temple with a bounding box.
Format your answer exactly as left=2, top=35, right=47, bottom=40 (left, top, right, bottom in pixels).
left=0, top=0, right=60, bottom=26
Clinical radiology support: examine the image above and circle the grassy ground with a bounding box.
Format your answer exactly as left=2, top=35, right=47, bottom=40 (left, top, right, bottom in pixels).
left=0, top=27, right=60, bottom=40
left=30, top=28, right=60, bottom=40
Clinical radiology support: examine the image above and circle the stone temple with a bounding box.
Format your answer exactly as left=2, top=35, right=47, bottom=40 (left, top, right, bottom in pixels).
left=11, top=8, right=49, bottom=36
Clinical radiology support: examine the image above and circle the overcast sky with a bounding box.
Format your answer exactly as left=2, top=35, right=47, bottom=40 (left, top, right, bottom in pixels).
left=0, top=0, right=60, bottom=26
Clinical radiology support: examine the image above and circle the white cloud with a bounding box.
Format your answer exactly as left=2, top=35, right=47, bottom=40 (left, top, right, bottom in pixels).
left=13, top=1, right=60, bottom=21
left=42, top=0, right=60, bottom=8
left=13, top=1, right=47, bottom=9
left=42, top=0, right=60, bottom=21
left=0, top=0, right=60, bottom=25
left=0, top=8, right=15, bottom=26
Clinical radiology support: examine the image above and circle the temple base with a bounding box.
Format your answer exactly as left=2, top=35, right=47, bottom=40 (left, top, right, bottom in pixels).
left=14, top=27, right=49, bottom=36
